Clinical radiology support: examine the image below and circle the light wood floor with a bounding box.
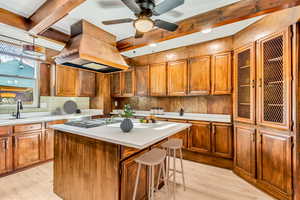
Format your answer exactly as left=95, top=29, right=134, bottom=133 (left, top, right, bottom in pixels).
left=0, top=160, right=274, bottom=200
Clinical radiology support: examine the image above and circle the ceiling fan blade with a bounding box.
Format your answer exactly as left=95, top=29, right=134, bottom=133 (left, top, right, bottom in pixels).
left=154, top=19, right=178, bottom=32
left=121, top=0, right=142, bottom=14
left=102, top=18, right=134, bottom=25
left=153, top=0, right=184, bottom=16
left=98, top=1, right=124, bottom=9
left=135, top=31, right=144, bottom=38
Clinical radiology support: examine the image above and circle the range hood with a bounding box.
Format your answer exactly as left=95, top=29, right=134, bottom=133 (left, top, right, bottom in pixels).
left=55, top=20, right=128, bottom=73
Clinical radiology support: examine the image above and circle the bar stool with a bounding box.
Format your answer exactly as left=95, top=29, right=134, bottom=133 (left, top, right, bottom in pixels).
left=132, top=148, right=168, bottom=200
left=161, top=138, right=186, bottom=199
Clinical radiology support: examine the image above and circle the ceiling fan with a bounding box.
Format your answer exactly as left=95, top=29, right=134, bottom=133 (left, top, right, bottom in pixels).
left=101, top=0, right=185, bottom=38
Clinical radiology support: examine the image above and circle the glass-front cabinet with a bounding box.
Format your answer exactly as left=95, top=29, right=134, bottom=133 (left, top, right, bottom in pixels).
left=234, top=43, right=256, bottom=124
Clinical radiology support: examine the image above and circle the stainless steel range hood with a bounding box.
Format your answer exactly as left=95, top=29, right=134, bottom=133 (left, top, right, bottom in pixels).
left=55, top=20, right=128, bottom=73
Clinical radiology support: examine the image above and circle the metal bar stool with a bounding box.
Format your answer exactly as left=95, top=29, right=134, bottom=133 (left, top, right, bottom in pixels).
left=161, top=138, right=186, bottom=199
left=132, top=148, right=168, bottom=200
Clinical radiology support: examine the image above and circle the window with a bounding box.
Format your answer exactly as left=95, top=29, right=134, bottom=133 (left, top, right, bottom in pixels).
left=0, top=40, right=40, bottom=107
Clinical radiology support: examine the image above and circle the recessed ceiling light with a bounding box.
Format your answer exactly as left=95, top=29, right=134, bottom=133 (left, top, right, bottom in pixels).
left=149, top=43, right=157, bottom=47
left=201, top=28, right=212, bottom=34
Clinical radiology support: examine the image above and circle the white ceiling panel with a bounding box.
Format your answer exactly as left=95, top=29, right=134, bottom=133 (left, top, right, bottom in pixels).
left=52, top=0, right=241, bottom=40
left=121, top=16, right=264, bottom=58
left=0, top=0, right=46, bottom=18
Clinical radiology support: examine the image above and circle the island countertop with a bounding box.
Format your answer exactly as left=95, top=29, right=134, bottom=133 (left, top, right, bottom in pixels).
left=51, top=120, right=191, bottom=149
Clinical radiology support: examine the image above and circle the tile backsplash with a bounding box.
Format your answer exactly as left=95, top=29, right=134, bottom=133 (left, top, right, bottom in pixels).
left=0, top=96, right=90, bottom=114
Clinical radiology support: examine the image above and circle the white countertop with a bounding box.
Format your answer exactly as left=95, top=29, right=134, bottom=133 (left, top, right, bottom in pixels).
left=51, top=120, right=191, bottom=149
left=0, top=109, right=103, bottom=126
left=111, top=110, right=231, bottom=123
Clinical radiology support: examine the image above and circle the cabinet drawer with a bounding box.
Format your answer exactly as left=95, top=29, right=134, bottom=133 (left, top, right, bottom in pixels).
left=14, top=123, right=42, bottom=133
left=0, top=126, right=12, bottom=136
left=46, top=120, right=67, bottom=128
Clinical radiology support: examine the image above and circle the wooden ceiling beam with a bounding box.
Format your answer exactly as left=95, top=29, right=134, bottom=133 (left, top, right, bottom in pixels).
left=0, top=8, right=69, bottom=44
left=28, top=0, right=86, bottom=35
left=117, top=0, right=300, bottom=52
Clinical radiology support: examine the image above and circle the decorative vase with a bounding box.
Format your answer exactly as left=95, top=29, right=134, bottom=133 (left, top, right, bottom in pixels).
left=120, top=118, right=133, bottom=133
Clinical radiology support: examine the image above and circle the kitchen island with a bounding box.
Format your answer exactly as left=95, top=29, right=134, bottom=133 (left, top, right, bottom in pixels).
left=51, top=120, right=191, bottom=200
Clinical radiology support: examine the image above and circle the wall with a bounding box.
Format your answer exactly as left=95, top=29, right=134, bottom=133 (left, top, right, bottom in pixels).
left=0, top=96, right=90, bottom=114
left=113, top=95, right=232, bottom=114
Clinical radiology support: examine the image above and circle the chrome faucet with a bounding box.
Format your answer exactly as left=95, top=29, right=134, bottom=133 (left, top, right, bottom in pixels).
left=15, top=99, right=23, bottom=119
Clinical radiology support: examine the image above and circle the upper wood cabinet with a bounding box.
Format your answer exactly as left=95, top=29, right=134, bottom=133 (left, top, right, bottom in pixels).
left=77, top=70, right=96, bottom=97
left=257, top=30, right=291, bottom=130
left=211, top=123, right=233, bottom=159
left=135, top=65, right=149, bottom=96
left=167, top=60, right=188, bottom=96
left=0, top=137, right=13, bottom=174
left=55, top=65, right=78, bottom=97
left=188, top=56, right=211, bottom=95
left=188, top=121, right=211, bottom=154
left=111, top=72, right=121, bottom=97
left=211, top=52, right=232, bottom=95
left=13, top=131, right=44, bottom=170
left=150, top=63, right=167, bottom=96
left=234, top=124, right=256, bottom=179
left=121, top=69, right=135, bottom=97
left=39, top=63, right=51, bottom=96
left=256, top=129, right=293, bottom=198
left=233, top=43, right=256, bottom=124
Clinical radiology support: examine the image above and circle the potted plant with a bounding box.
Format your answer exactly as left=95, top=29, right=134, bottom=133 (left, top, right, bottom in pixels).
left=120, top=104, right=134, bottom=132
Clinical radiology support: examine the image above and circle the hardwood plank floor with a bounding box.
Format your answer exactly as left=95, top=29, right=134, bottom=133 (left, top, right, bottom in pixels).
left=0, top=160, right=274, bottom=200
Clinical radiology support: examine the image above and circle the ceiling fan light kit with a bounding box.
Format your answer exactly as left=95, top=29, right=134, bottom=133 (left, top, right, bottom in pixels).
left=102, top=0, right=184, bottom=38
left=134, top=17, right=154, bottom=33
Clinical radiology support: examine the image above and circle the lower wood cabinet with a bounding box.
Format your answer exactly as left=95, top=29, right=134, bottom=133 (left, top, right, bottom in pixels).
left=188, top=121, right=233, bottom=159
left=0, top=137, right=13, bottom=174
left=188, top=121, right=211, bottom=154
left=13, top=131, right=44, bottom=170
left=120, top=150, right=148, bottom=200
left=44, top=130, right=54, bottom=160
left=167, top=119, right=188, bottom=148
left=234, top=124, right=256, bottom=179
left=211, top=123, right=233, bottom=158
left=256, top=129, right=293, bottom=198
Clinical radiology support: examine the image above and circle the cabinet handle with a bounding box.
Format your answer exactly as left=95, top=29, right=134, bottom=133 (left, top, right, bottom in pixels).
left=259, top=78, right=262, bottom=87
left=251, top=80, right=256, bottom=88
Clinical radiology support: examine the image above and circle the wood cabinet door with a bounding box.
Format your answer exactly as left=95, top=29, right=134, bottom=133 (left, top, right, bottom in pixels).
left=233, top=43, right=256, bottom=124
left=0, top=137, right=13, bottom=174
left=121, top=150, right=148, bottom=200
left=234, top=124, right=256, bottom=178
left=150, top=63, right=167, bottom=96
left=13, top=131, right=44, bottom=169
left=39, top=63, right=51, bottom=96
left=121, top=69, right=135, bottom=97
left=135, top=65, right=149, bottom=96
left=111, top=72, right=121, bottom=97
left=167, top=60, right=187, bottom=96
left=211, top=123, right=233, bottom=158
left=188, top=56, right=211, bottom=95
left=77, top=70, right=96, bottom=97
left=45, top=130, right=54, bottom=160
left=188, top=121, right=211, bottom=154
left=257, top=129, right=293, bottom=197
left=211, top=52, right=232, bottom=94
left=257, top=30, right=291, bottom=130
left=56, top=65, right=78, bottom=96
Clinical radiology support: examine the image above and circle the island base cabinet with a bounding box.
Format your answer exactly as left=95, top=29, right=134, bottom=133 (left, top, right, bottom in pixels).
left=0, top=137, right=13, bottom=174
left=120, top=150, right=148, bottom=200
left=233, top=124, right=256, bottom=180
left=13, top=131, right=44, bottom=170
left=256, top=129, right=293, bottom=200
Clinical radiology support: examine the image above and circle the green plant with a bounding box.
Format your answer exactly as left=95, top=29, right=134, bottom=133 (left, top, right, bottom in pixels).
left=122, top=104, right=133, bottom=118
